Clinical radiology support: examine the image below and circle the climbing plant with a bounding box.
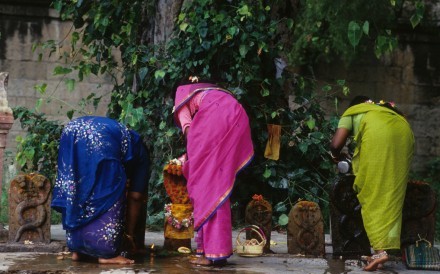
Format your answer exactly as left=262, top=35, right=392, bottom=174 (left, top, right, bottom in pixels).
left=19, top=0, right=425, bottom=229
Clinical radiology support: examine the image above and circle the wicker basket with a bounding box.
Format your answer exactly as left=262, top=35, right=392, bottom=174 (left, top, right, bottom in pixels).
left=236, top=225, right=266, bottom=257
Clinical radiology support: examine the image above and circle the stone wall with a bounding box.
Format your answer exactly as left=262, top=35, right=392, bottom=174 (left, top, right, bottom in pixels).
left=1, top=1, right=439, bottom=174
left=0, top=2, right=112, bottom=167
left=316, top=29, right=440, bottom=171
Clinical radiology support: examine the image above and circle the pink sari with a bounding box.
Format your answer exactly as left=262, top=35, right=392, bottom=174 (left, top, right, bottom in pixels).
left=174, top=83, right=254, bottom=260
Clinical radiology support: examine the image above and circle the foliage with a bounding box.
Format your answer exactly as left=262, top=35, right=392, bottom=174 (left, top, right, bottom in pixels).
left=22, top=0, right=425, bottom=229
left=286, top=0, right=425, bottom=64
left=13, top=107, right=63, bottom=183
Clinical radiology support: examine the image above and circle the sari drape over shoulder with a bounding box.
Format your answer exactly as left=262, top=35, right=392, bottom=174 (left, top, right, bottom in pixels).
left=341, top=104, right=414, bottom=250
left=174, top=83, right=254, bottom=260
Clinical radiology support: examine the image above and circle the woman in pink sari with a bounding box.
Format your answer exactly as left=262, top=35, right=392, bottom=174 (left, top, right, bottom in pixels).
left=173, top=79, right=254, bottom=266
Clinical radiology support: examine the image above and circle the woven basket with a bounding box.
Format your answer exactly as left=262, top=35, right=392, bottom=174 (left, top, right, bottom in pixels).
left=236, top=225, right=266, bottom=257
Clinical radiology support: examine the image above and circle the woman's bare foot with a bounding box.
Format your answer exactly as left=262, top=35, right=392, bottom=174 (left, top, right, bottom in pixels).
left=364, top=256, right=384, bottom=270
left=363, top=251, right=388, bottom=271
left=190, top=256, right=227, bottom=267
left=71, top=252, right=81, bottom=261
left=98, top=256, right=135, bottom=264
left=190, top=255, right=212, bottom=266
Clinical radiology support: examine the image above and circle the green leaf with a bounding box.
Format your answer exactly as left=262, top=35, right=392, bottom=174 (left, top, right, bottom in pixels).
left=53, top=0, right=62, bottom=11
left=154, top=70, right=165, bottom=80
left=321, top=85, right=332, bottom=92
left=159, top=121, right=166, bottom=130
left=274, top=202, right=287, bottom=213
left=34, top=83, right=47, bottom=94
left=227, top=26, right=238, bottom=37
left=347, top=21, right=362, bottom=48
left=260, top=88, right=269, bottom=97
left=65, top=79, right=75, bottom=92
left=237, top=5, right=251, bottom=17
left=239, top=44, right=248, bottom=57
left=410, top=1, right=425, bottom=29
left=35, top=98, right=42, bottom=111
left=53, top=66, right=72, bottom=75
left=298, top=142, right=308, bottom=154
left=342, top=86, right=350, bottom=96
left=139, top=67, right=148, bottom=83
left=263, top=167, right=271, bottom=178
left=362, top=21, right=369, bottom=35
left=66, top=110, right=75, bottom=119
left=24, top=147, right=35, bottom=159
left=306, top=118, right=315, bottom=130
left=286, top=18, right=294, bottom=29
left=278, top=214, right=289, bottom=226
left=180, top=22, right=189, bottom=32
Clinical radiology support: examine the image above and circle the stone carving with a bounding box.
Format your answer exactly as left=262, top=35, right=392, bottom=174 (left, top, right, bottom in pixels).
left=287, top=200, right=325, bottom=257
left=330, top=175, right=371, bottom=257
left=245, top=194, right=272, bottom=253
left=0, top=72, right=13, bottom=114
left=401, top=180, right=436, bottom=246
left=8, top=173, right=51, bottom=243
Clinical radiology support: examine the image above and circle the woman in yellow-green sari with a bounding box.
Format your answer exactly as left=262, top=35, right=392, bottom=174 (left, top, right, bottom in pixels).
left=330, top=96, right=414, bottom=271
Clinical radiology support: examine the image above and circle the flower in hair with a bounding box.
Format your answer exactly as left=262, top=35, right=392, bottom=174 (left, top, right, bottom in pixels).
left=188, top=76, right=199, bottom=83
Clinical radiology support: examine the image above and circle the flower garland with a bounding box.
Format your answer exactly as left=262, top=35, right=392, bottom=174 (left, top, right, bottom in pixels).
left=164, top=203, right=194, bottom=230
left=365, top=99, right=396, bottom=108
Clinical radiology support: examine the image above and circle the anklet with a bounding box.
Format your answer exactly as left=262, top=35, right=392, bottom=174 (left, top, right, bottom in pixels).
left=371, top=251, right=388, bottom=260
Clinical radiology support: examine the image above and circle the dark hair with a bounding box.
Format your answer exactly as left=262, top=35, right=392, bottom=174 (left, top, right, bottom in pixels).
left=380, top=102, right=404, bottom=116
left=349, top=95, right=371, bottom=107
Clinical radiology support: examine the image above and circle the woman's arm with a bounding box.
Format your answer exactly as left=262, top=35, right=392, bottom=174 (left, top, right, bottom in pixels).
left=330, top=127, right=350, bottom=161
left=176, top=105, right=192, bottom=137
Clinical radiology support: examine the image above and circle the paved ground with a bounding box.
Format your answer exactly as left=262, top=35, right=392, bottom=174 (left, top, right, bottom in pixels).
left=0, top=225, right=434, bottom=273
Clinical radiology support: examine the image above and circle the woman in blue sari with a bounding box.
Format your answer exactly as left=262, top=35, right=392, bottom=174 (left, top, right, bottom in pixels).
left=51, top=116, right=150, bottom=264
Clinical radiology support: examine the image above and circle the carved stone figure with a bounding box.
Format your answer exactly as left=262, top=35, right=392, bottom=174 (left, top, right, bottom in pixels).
left=245, top=194, right=272, bottom=253
left=8, top=173, right=51, bottom=243
left=287, top=200, right=325, bottom=257
left=330, top=175, right=371, bottom=257
left=401, top=180, right=436, bottom=246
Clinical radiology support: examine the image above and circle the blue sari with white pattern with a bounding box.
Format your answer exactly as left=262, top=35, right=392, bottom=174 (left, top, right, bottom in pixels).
left=51, top=116, right=149, bottom=258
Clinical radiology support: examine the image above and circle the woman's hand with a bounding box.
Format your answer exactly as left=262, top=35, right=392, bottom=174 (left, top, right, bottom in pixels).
left=177, top=153, right=187, bottom=165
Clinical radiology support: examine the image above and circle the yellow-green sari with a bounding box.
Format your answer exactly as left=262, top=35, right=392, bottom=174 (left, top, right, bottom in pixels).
left=340, top=103, right=414, bottom=250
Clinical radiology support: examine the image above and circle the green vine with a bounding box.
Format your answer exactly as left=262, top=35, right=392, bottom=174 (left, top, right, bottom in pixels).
left=19, top=0, right=425, bottom=229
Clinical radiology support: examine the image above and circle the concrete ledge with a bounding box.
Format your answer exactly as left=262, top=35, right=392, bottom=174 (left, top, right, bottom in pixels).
left=0, top=240, right=66, bottom=253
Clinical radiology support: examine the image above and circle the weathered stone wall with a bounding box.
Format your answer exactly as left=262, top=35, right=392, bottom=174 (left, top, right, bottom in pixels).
left=1, top=1, right=439, bottom=175
left=316, top=31, right=440, bottom=171
left=0, top=2, right=112, bottom=166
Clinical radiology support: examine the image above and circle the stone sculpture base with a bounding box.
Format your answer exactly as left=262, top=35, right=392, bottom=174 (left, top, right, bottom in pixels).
left=0, top=241, right=66, bottom=252
left=401, top=180, right=436, bottom=246
left=330, top=175, right=371, bottom=258
left=8, top=173, right=52, bottom=244
left=245, top=194, right=272, bottom=253
left=287, top=200, right=325, bottom=257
